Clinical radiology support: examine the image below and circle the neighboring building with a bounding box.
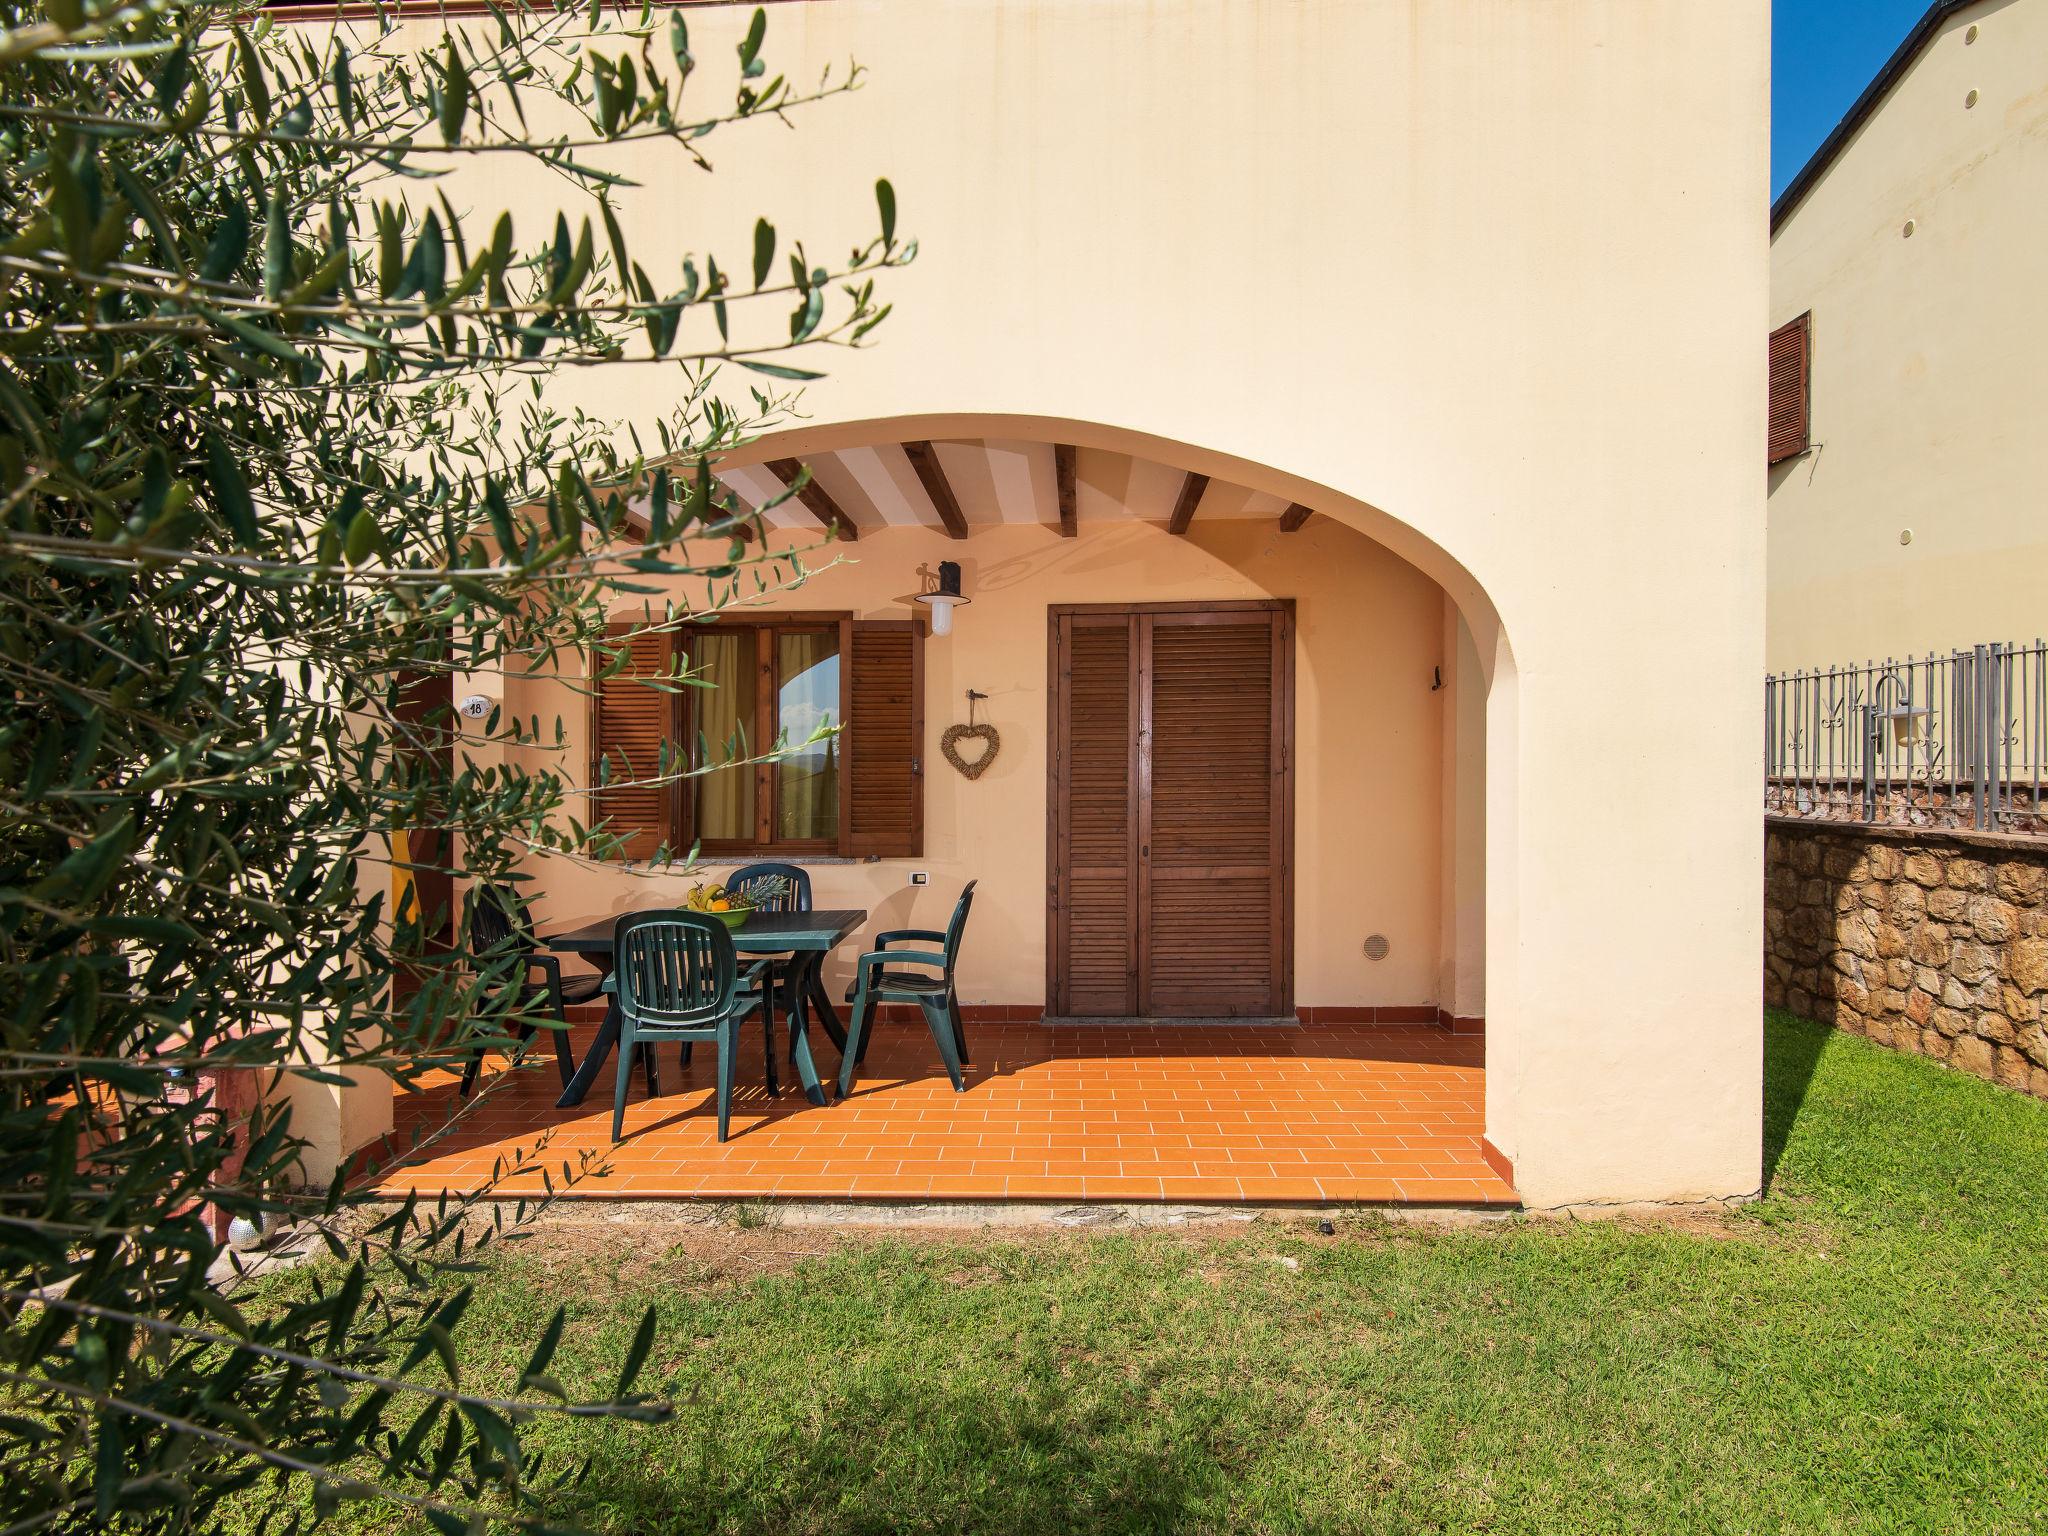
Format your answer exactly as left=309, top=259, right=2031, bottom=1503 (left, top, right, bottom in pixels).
left=1769, top=0, right=2048, bottom=670
left=300, top=0, right=1767, bottom=1209
left=1762, top=1, right=2048, bottom=1108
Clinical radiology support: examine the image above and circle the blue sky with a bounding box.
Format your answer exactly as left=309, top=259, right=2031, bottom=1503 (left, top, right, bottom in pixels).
left=1774, top=0, right=1934, bottom=199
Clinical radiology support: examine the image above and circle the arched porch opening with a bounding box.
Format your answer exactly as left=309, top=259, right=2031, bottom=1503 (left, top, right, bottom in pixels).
left=349, top=414, right=1530, bottom=1208
left=713, top=414, right=1519, bottom=1194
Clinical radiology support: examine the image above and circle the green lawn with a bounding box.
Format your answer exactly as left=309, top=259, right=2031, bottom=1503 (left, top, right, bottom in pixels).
left=348, top=1012, right=2048, bottom=1533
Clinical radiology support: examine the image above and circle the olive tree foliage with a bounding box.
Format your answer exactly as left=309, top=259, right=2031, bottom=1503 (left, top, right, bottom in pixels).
left=0, top=0, right=904, bottom=1528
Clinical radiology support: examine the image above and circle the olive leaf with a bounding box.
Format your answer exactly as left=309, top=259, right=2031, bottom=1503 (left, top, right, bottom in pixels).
left=0, top=5, right=909, bottom=1532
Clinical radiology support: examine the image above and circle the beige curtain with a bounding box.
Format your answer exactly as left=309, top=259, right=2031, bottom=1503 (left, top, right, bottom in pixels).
left=692, top=631, right=752, bottom=841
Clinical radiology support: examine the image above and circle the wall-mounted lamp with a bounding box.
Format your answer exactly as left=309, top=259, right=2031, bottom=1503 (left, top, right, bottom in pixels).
left=915, top=559, right=971, bottom=637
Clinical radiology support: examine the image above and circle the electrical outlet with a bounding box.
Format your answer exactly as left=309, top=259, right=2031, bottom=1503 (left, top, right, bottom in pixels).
left=909, top=871, right=930, bottom=886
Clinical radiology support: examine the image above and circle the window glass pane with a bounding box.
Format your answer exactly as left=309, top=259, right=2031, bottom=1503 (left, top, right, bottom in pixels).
left=691, top=629, right=755, bottom=843
left=775, top=629, right=840, bottom=842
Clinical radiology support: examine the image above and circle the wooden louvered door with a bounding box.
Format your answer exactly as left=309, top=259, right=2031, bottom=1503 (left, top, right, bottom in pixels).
left=1049, top=603, right=1293, bottom=1019
left=1140, top=610, right=1292, bottom=1015
left=1051, top=614, right=1140, bottom=1015
left=393, top=666, right=455, bottom=948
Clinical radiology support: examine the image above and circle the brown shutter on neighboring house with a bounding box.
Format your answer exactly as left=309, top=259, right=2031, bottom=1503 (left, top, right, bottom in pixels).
left=589, top=623, right=679, bottom=860
left=846, top=620, right=923, bottom=856
left=1768, top=312, right=1811, bottom=465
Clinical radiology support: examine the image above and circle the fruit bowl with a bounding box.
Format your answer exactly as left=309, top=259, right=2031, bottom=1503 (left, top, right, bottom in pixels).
left=684, top=881, right=755, bottom=930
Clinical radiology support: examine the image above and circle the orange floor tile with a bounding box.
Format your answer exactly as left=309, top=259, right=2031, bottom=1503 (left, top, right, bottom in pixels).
left=372, top=1020, right=1515, bottom=1207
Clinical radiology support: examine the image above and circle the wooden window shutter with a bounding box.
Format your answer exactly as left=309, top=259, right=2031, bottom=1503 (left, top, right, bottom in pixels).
left=589, top=623, right=680, bottom=860
left=846, top=619, right=923, bottom=857
left=1768, top=312, right=1811, bottom=465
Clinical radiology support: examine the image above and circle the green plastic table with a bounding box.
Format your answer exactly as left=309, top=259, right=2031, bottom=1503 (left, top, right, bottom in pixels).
left=543, top=908, right=867, bottom=1109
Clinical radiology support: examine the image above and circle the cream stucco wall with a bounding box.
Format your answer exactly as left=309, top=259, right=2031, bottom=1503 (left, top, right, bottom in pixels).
left=1769, top=0, right=2048, bottom=669
left=304, top=0, right=1766, bottom=1205
left=514, top=516, right=1449, bottom=1010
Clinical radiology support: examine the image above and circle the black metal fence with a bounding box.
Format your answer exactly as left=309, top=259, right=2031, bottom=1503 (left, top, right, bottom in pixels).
left=1764, top=641, right=2048, bottom=835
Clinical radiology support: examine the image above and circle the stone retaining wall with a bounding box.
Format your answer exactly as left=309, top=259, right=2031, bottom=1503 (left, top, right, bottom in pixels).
left=1765, top=818, right=2048, bottom=1099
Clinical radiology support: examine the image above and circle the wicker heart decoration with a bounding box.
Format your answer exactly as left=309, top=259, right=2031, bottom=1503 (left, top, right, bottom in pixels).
left=940, top=723, right=1001, bottom=780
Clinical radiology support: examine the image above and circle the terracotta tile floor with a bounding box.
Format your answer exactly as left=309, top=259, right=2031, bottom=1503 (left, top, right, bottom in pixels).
left=372, top=1020, right=1515, bottom=1206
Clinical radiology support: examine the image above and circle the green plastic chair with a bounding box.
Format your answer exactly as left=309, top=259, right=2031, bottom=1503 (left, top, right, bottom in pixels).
left=725, top=862, right=812, bottom=912
left=606, top=911, right=773, bottom=1143
left=840, top=881, right=977, bottom=1097
left=458, top=882, right=598, bottom=1096
left=726, top=861, right=812, bottom=1068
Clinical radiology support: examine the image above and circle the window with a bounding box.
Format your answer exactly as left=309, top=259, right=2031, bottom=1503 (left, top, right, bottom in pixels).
left=589, top=614, right=922, bottom=860
left=684, top=619, right=841, bottom=853
left=1768, top=312, right=1811, bottom=466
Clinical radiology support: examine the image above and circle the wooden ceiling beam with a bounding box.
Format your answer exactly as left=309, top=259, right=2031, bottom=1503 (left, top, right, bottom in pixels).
left=1166, top=472, right=1209, bottom=535
left=604, top=460, right=765, bottom=544
left=765, top=458, right=858, bottom=542
left=1054, top=443, right=1077, bottom=538
left=902, top=440, right=970, bottom=539
left=714, top=485, right=755, bottom=544
left=706, top=458, right=759, bottom=543
left=1277, top=503, right=1312, bottom=533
